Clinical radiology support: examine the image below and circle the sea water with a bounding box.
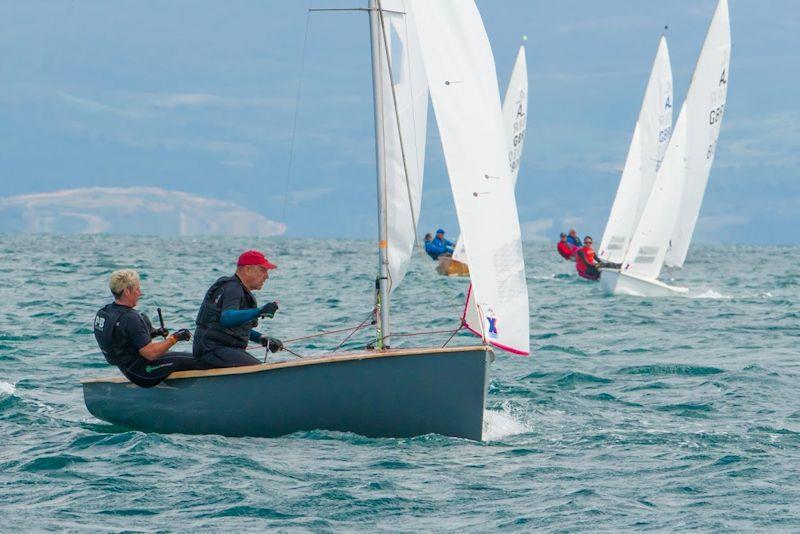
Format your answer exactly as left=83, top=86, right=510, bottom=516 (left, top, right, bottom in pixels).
left=1, top=235, right=799, bottom=530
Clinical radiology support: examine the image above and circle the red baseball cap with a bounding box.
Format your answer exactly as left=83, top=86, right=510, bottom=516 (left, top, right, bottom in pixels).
left=237, top=250, right=277, bottom=270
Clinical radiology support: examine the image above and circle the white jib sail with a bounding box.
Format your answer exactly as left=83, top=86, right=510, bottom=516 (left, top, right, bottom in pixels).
left=664, top=0, right=731, bottom=267
left=622, top=105, right=688, bottom=281
left=379, top=1, right=429, bottom=292
left=453, top=43, right=528, bottom=264
left=599, top=36, right=673, bottom=264
left=413, top=0, right=530, bottom=355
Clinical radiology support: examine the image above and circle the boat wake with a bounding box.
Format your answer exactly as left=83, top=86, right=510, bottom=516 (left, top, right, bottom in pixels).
left=483, top=406, right=530, bottom=441
left=690, top=289, right=731, bottom=299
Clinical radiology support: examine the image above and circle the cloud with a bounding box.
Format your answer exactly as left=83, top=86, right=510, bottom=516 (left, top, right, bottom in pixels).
left=286, top=187, right=333, bottom=205
left=520, top=218, right=554, bottom=241
left=0, top=187, right=286, bottom=236
left=553, top=16, right=653, bottom=34
left=693, top=214, right=749, bottom=242
left=124, top=92, right=296, bottom=110
left=55, top=91, right=150, bottom=119
left=120, top=135, right=259, bottom=159
left=718, top=112, right=800, bottom=171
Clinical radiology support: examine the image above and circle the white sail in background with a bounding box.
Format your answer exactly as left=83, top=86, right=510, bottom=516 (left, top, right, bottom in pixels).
left=379, top=1, right=429, bottom=291
left=664, top=0, right=731, bottom=267
left=504, top=45, right=529, bottom=188
left=453, top=43, right=528, bottom=264
left=599, top=36, right=673, bottom=264
left=413, top=0, right=530, bottom=355
left=621, top=107, right=688, bottom=281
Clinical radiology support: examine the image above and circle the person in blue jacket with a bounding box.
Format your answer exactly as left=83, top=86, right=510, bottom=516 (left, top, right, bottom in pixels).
left=425, top=229, right=455, bottom=260
left=566, top=228, right=582, bottom=248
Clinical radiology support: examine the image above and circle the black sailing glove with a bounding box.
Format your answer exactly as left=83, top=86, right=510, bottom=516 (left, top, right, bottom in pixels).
left=172, top=328, right=192, bottom=342
left=259, top=302, right=279, bottom=318
left=260, top=336, right=284, bottom=353
left=151, top=327, right=169, bottom=338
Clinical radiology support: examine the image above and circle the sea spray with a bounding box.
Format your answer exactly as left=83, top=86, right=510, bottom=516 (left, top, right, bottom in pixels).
left=0, top=381, right=15, bottom=397
left=483, top=404, right=530, bottom=441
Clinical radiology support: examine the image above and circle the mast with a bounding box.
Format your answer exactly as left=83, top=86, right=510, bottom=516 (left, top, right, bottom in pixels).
left=368, top=0, right=390, bottom=349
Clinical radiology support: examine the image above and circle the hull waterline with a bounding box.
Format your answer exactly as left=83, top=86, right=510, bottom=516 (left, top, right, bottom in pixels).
left=600, top=269, right=688, bottom=297
left=83, top=345, right=493, bottom=441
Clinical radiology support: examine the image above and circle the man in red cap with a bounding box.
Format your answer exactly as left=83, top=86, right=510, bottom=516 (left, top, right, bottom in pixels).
left=193, top=250, right=283, bottom=368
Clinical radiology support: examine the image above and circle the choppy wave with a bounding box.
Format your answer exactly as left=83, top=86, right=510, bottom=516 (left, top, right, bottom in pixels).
left=0, top=237, right=798, bottom=531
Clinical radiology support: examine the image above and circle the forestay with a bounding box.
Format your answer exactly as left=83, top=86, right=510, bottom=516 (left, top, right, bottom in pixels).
left=413, top=0, right=529, bottom=355
left=664, top=0, right=730, bottom=267
left=453, top=44, right=528, bottom=264
left=599, top=37, right=672, bottom=264
left=378, top=0, right=429, bottom=292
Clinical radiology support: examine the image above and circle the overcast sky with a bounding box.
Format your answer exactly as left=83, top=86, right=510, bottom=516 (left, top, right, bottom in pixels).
left=0, top=1, right=797, bottom=244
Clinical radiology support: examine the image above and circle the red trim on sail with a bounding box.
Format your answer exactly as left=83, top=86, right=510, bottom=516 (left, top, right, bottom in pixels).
left=460, top=283, right=530, bottom=357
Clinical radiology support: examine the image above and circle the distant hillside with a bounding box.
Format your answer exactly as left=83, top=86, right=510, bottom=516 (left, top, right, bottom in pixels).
left=0, top=187, right=286, bottom=236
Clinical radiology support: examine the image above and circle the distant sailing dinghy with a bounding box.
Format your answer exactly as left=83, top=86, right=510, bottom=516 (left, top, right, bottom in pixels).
left=443, top=42, right=529, bottom=277
left=83, top=0, right=530, bottom=441
left=601, top=0, right=730, bottom=297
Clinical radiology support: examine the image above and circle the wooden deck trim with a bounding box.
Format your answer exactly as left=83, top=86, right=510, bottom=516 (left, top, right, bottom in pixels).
left=81, top=344, right=491, bottom=385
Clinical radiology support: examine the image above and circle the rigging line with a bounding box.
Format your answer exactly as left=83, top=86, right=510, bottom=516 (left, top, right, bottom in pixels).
left=280, top=320, right=376, bottom=344
left=441, top=324, right=465, bottom=348
left=279, top=10, right=313, bottom=227
left=245, top=311, right=378, bottom=352
left=332, top=309, right=378, bottom=352
left=381, top=326, right=462, bottom=341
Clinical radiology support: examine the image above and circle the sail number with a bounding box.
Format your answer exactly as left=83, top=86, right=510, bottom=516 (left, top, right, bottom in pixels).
left=709, top=104, right=725, bottom=125
left=658, top=126, right=672, bottom=143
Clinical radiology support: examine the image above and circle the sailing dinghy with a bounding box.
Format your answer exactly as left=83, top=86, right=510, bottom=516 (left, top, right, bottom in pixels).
left=83, top=0, right=530, bottom=441
left=601, top=0, right=730, bottom=297
left=441, top=42, right=529, bottom=276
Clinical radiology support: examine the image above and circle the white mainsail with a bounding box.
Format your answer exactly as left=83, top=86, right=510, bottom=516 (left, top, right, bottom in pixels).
left=621, top=106, right=688, bottom=281
left=599, top=36, right=673, bottom=264
left=413, top=0, right=530, bottom=355
left=664, top=0, right=731, bottom=267
left=453, top=43, right=528, bottom=264
left=379, top=1, right=429, bottom=292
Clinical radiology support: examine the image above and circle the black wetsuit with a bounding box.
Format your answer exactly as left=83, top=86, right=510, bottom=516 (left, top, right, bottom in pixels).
left=94, top=303, right=202, bottom=388
left=193, top=275, right=261, bottom=368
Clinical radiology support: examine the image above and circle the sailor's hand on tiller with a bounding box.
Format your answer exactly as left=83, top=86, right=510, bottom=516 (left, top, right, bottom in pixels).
left=260, top=336, right=284, bottom=353
left=171, top=329, right=192, bottom=342
left=151, top=327, right=169, bottom=339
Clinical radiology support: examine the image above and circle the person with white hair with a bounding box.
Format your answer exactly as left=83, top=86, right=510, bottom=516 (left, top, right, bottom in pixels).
left=93, top=269, right=202, bottom=387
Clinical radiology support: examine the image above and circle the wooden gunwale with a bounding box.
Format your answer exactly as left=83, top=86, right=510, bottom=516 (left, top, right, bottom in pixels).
left=82, top=344, right=490, bottom=384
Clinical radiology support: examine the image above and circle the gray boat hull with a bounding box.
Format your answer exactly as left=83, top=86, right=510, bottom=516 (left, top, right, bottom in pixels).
left=83, top=345, right=493, bottom=441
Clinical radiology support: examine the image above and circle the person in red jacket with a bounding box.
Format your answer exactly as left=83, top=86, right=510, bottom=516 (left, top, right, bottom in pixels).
left=575, top=236, right=601, bottom=281
left=557, top=232, right=577, bottom=260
